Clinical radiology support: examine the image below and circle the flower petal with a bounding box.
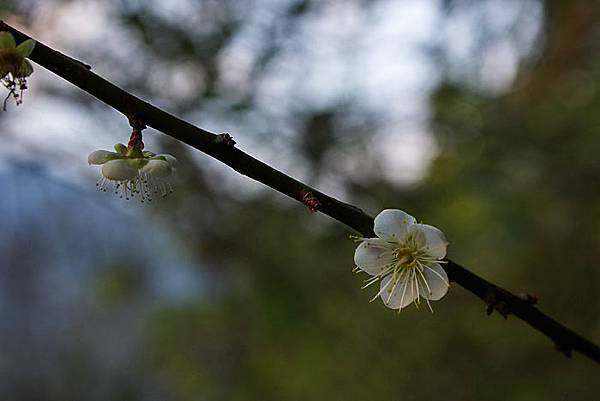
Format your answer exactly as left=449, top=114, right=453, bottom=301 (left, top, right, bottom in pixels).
left=102, top=159, right=137, bottom=181
left=162, top=154, right=179, bottom=170
left=420, top=263, right=449, bottom=301
left=379, top=275, right=416, bottom=309
left=373, top=209, right=416, bottom=241
left=0, top=32, right=16, bottom=49
left=354, top=239, right=394, bottom=276
left=412, top=223, right=448, bottom=259
left=141, top=159, right=172, bottom=178
left=88, top=150, right=120, bottom=165
left=16, top=39, right=35, bottom=58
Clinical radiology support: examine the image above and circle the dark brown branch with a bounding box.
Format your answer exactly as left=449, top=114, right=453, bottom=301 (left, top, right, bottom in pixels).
left=3, top=21, right=599, bottom=364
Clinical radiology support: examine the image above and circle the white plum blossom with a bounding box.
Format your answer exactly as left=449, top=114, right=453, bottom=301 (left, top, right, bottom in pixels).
left=354, top=209, right=450, bottom=312
left=88, top=143, right=177, bottom=202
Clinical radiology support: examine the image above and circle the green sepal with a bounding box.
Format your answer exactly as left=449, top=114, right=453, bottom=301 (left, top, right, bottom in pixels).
left=0, top=32, right=16, bottom=49
left=143, top=150, right=156, bottom=158
left=104, top=152, right=123, bottom=161
left=16, top=59, right=33, bottom=77
left=114, top=143, right=127, bottom=155
left=16, top=39, right=35, bottom=57
left=150, top=155, right=167, bottom=161
left=127, top=158, right=148, bottom=169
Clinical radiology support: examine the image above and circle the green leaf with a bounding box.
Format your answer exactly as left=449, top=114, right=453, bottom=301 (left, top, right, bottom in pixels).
left=0, top=32, right=16, bottom=49
left=143, top=150, right=156, bottom=157
left=16, top=39, right=35, bottom=57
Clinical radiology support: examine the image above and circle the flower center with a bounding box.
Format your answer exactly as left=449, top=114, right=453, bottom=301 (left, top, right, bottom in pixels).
left=388, top=230, right=431, bottom=270
left=0, top=49, right=22, bottom=72
left=386, top=245, right=423, bottom=285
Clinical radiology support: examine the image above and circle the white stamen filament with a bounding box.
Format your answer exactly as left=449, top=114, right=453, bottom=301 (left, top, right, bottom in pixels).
left=362, top=232, right=447, bottom=312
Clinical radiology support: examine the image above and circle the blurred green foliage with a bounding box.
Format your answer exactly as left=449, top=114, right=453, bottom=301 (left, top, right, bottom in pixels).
left=94, top=262, right=146, bottom=309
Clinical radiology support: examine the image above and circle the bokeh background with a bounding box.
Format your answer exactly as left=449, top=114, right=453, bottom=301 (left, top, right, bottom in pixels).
left=0, top=0, right=598, bottom=400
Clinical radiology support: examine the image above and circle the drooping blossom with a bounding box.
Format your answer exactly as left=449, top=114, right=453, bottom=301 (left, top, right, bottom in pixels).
left=88, top=143, right=177, bottom=202
left=0, top=31, right=35, bottom=109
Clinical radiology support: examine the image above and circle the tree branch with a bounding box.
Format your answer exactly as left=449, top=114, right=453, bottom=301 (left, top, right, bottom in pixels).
left=3, top=21, right=598, bottom=364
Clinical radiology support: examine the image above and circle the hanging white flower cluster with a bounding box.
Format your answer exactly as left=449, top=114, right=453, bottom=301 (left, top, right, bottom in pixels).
left=354, top=209, right=450, bottom=312
left=0, top=31, right=35, bottom=109
left=88, top=143, right=177, bottom=202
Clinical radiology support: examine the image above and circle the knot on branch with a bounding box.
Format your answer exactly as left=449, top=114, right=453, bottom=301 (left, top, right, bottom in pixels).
left=519, top=292, right=539, bottom=305
left=214, top=133, right=236, bottom=147
left=301, top=189, right=321, bottom=212
left=555, top=343, right=572, bottom=358
left=486, top=292, right=538, bottom=319
left=486, top=297, right=511, bottom=319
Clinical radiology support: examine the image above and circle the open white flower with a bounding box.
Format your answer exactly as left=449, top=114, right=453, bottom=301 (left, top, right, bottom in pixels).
left=354, top=209, right=450, bottom=312
left=88, top=143, right=177, bottom=202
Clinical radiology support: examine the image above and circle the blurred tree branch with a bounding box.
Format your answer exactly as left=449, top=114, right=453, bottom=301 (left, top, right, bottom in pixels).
left=3, top=21, right=598, bottom=364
